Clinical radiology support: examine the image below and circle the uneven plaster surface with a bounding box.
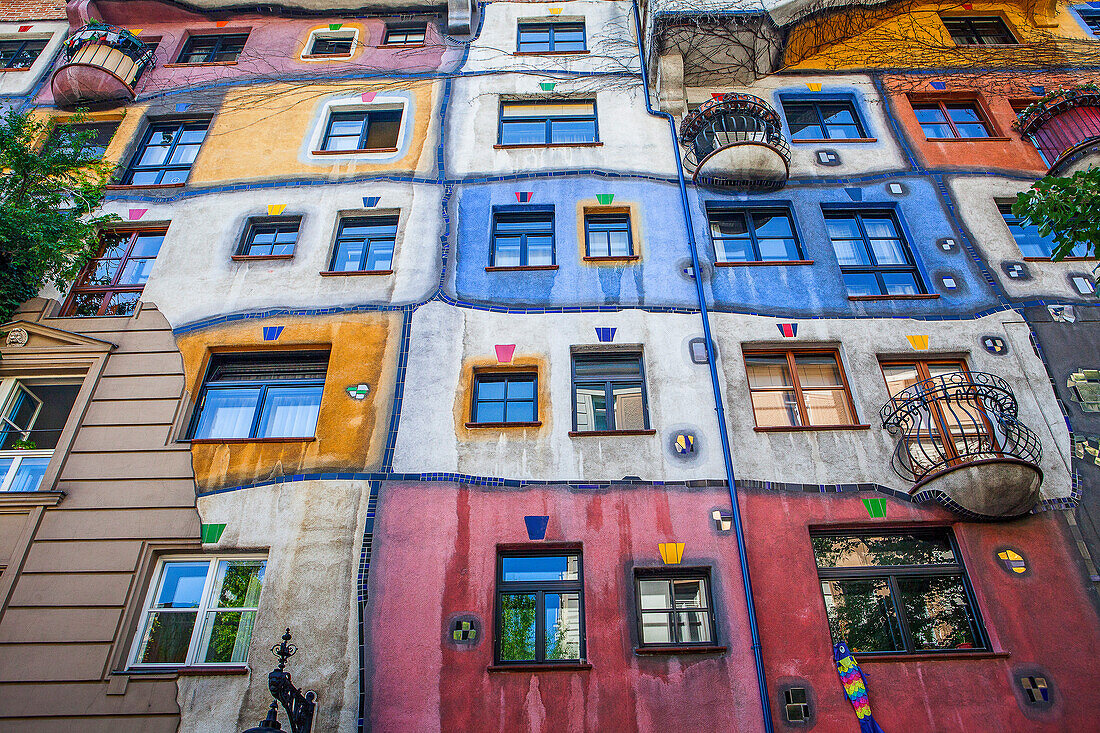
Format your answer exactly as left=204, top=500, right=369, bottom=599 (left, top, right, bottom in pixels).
left=187, top=478, right=370, bottom=732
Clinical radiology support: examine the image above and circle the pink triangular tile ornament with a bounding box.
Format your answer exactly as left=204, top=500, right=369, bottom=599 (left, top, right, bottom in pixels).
left=495, top=344, right=516, bottom=363
left=128, top=208, right=147, bottom=220
left=361, top=92, right=376, bottom=103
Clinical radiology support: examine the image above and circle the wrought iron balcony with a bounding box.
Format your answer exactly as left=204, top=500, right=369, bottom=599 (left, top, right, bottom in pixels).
left=1016, top=85, right=1100, bottom=174
left=51, top=23, right=155, bottom=108
left=880, top=371, right=1043, bottom=519
left=679, top=93, right=791, bottom=190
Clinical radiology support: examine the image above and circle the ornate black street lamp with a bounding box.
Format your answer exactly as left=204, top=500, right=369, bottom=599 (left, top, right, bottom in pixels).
left=243, top=629, right=317, bottom=733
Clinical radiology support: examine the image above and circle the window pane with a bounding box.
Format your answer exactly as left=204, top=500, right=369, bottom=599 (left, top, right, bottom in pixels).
left=784, top=104, right=825, bottom=140
left=575, top=384, right=608, bottom=431
left=639, top=579, right=671, bottom=609
left=947, top=106, right=989, bottom=137
left=477, top=380, right=506, bottom=401
left=212, top=560, right=265, bottom=608
left=365, top=110, right=402, bottom=149
left=881, top=272, right=921, bottom=295
left=672, top=579, right=705, bottom=608
left=641, top=612, right=672, bottom=643
left=573, top=356, right=643, bottom=379
left=803, top=388, right=855, bottom=425
left=750, top=390, right=801, bottom=427
left=752, top=212, right=799, bottom=260
left=746, top=356, right=792, bottom=388
left=842, top=272, right=882, bottom=296
left=550, top=118, right=596, bottom=144
left=896, top=575, right=980, bottom=650
left=544, top=593, right=581, bottom=660
left=820, top=578, right=905, bottom=653
left=812, top=534, right=958, bottom=568
left=365, top=240, right=395, bottom=270
left=120, top=257, right=157, bottom=285
left=611, top=383, right=646, bottom=430
left=475, top=399, right=505, bottom=423
left=506, top=378, right=535, bottom=400
left=333, top=240, right=366, bottom=271
left=256, top=385, right=323, bottom=438
left=200, top=610, right=257, bottom=663
left=794, top=355, right=843, bottom=387
left=155, top=562, right=210, bottom=608
left=820, top=104, right=863, bottom=138
left=500, top=120, right=547, bottom=145
left=137, top=611, right=198, bottom=664
left=499, top=593, right=537, bottom=661
left=882, top=364, right=922, bottom=398
left=492, top=236, right=522, bottom=267
left=504, top=399, right=535, bottom=423
left=675, top=610, right=713, bottom=643
left=6, top=457, right=50, bottom=492
left=502, top=555, right=579, bottom=581
left=194, top=387, right=262, bottom=439
left=914, top=106, right=954, bottom=138
left=526, top=236, right=554, bottom=265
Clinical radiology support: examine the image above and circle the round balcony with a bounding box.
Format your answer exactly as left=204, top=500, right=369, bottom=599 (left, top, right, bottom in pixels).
left=880, top=371, right=1043, bottom=520
left=1016, top=85, right=1100, bottom=174
left=679, top=93, right=791, bottom=190
left=51, top=23, right=155, bottom=109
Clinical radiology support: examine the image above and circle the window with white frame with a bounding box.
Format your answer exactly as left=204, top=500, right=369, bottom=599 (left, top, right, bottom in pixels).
left=0, top=379, right=80, bottom=492
left=130, top=556, right=266, bottom=667
left=303, top=28, right=358, bottom=58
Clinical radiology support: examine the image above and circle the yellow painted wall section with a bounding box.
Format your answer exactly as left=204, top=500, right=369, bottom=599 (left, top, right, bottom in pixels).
left=178, top=313, right=401, bottom=491
left=187, top=79, right=439, bottom=183
left=784, top=0, right=1096, bottom=71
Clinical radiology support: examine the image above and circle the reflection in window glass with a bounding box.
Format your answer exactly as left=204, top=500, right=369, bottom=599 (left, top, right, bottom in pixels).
left=496, top=553, right=584, bottom=664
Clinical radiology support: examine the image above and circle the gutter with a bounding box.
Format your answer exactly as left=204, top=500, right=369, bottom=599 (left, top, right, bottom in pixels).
left=630, top=3, right=774, bottom=731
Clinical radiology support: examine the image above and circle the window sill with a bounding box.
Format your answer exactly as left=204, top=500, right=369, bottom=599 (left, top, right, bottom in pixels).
left=1022, top=256, right=1097, bottom=262
left=319, top=269, right=393, bottom=276
left=485, top=265, right=559, bottom=272
left=569, top=429, right=657, bottom=437
left=583, top=255, right=640, bottom=263
left=377, top=43, right=428, bottom=49
left=465, top=421, right=543, bottom=428
left=0, top=490, right=65, bottom=509
left=488, top=663, right=592, bottom=672
left=301, top=54, right=354, bottom=60
left=848, top=294, right=939, bottom=301
left=753, top=424, right=871, bottom=432
left=106, top=183, right=186, bottom=190
left=232, top=254, right=295, bottom=261
left=163, top=61, right=239, bottom=68
left=513, top=50, right=591, bottom=56
left=923, top=137, right=1011, bottom=143
left=494, top=142, right=603, bottom=149
left=123, top=665, right=249, bottom=676
left=635, top=645, right=728, bottom=656
left=188, top=437, right=317, bottom=444
left=716, top=259, right=814, bottom=267
left=792, top=138, right=877, bottom=144
left=311, top=148, right=398, bottom=155
left=0, top=68, right=32, bottom=73
left=857, top=650, right=1008, bottom=663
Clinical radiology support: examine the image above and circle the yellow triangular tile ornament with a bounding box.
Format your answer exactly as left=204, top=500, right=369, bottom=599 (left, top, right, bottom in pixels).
left=268, top=204, right=287, bottom=216
left=906, top=335, right=929, bottom=350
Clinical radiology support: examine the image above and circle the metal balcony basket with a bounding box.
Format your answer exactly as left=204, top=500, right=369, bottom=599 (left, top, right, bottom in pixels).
left=679, top=92, right=791, bottom=188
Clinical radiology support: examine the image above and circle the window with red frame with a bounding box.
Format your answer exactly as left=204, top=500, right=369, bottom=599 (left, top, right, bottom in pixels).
left=62, top=230, right=165, bottom=316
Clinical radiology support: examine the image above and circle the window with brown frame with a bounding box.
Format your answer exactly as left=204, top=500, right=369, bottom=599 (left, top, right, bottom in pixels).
left=744, top=350, right=858, bottom=428
left=911, top=100, right=993, bottom=139
left=62, top=229, right=166, bottom=316
left=880, top=359, right=999, bottom=475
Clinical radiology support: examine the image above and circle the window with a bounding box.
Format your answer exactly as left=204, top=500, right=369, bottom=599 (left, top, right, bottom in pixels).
left=471, top=372, right=538, bottom=425
left=131, top=556, right=265, bottom=667
left=708, top=208, right=802, bottom=263
left=499, top=100, right=597, bottom=146
left=490, top=211, right=555, bottom=268
left=189, top=351, right=328, bottom=440
left=572, top=352, right=649, bottom=432
left=584, top=212, right=633, bottom=258
left=1080, top=9, right=1100, bottom=35
left=47, top=121, right=120, bottom=160
left=881, top=359, right=998, bottom=475
left=0, top=381, right=79, bottom=492
left=782, top=100, right=867, bottom=140
left=941, top=16, right=1016, bottom=45
left=121, top=120, right=209, bottom=185
left=237, top=217, right=301, bottom=258
left=998, top=203, right=1090, bottom=258
left=912, top=102, right=992, bottom=139
left=176, top=33, right=248, bottom=64
left=813, top=530, right=987, bottom=654
left=320, top=109, right=402, bottom=152
left=634, top=570, right=716, bottom=648
left=744, top=350, right=858, bottom=428
left=825, top=211, right=924, bottom=296
left=307, top=31, right=355, bottom=57
left=0, top=39, right=48, bottom=70
left=495, top=552, right=584, bottom=665
left=517, top=22, right=586, bottom=53
left=63, top=229, right=165, bottom=317
left=383, top=24, right=427, bottom=46
left=329, top=216, right=397, bottom=272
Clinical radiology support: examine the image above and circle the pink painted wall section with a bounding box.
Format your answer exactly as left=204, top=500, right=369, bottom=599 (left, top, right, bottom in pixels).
left=367, top=481, right=765, bottom=733
left=367, top=481, right=1100, bottom=732
left=36, top=0, right=461, bottom=105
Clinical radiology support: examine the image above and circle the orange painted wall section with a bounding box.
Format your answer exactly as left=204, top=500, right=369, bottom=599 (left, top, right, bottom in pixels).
left=178, top=313, right=401, bottom=491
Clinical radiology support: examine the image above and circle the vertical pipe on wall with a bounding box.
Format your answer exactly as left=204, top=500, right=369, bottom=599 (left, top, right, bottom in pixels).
left=630, top=4, right=774, bottom=731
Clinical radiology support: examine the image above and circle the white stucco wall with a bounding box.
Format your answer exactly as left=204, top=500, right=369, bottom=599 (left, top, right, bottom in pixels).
left=0, top=22, right=67, bottom=99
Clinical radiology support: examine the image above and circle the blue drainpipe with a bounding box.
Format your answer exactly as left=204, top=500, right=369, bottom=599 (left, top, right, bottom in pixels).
left=630, top=4, right=774, bottom=731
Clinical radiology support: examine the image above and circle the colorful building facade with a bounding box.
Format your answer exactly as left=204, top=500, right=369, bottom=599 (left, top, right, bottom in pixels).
left=1, top=0, right=1099, bottom=730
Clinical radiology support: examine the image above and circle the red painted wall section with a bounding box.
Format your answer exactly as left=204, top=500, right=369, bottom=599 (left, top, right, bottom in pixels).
left=366, top=481, right=1100, bottom=732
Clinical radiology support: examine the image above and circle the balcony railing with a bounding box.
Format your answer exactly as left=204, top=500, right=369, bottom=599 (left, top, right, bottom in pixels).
left=1016, top=85, right=1100, bottom=173
left=52, top=22, right=155, bottom=108
left=679, top=93, right=791, bottom=189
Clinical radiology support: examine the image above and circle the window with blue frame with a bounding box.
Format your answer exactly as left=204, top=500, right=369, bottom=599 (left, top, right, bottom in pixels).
left=122, top=121, right=210, bottom=185
left=781, top=100, right=867, bottom=140
left=584, top=212, right=633, bottom=258
left=237, top=217, right=301, bottom=258
left=708, top=208, right=803, bottom=263
left=471, top=372, right=538, bottom=424
left=825, top=211, right=925, bottom=296
left=1079, top=8, right=1100, bottom=34
left=189, top=352, right=328, bottom=440
left=490, top=211, right=555, bottom=267
left=495, top=551, right=584, bottom=665
left=998, top=203, right=1090, bottom=258
left=0, top=39, right=48, bottom=69
left=912, top=101, right=992, bottom=139
left=517, top=22, right=586, bottom=53
left=329, top=216, right=398, bottom=272
left=499, top=100, right=597, bottom=146
left=320, top=109, right=402, bottom=151
left=176, top=33, right=249, bottom=63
